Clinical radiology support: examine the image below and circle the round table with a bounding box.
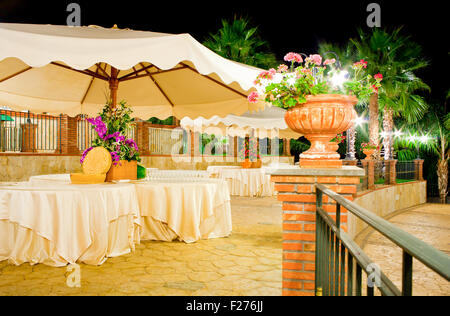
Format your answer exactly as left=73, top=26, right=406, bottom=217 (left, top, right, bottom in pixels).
left=0, top=181, right=141, bottom=267
left=207, top=166, right=274, bottom=197
left=134, top=178, right=232, bottom=243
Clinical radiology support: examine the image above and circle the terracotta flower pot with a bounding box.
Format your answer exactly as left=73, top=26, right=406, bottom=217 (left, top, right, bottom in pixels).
left=106, top=160, right=137, bottom=181
left=363, top=149, right=376, bottom=160
left=284, top=94, right=357, bottom=168
left=251, top=159, right=262, bottom=168
left=241, top=159, right=252, bottom=169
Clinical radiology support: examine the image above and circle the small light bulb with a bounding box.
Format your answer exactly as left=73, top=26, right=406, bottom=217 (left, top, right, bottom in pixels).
left=354, top=116, right=365, bottom=126
left=420, top=135, right=429, bottom=143
left=330, top=70, right=349, bottom=88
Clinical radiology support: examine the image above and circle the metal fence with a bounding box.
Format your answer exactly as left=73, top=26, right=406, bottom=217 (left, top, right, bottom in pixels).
left=315, top=183, right=450, bottom=296
left=0, top=110, right=60, bottom=153
left=396, top=161, right=416, bottom=181
left=356, top=160, right=369, bottom=191
left=149, top=127, right=185, bottom=155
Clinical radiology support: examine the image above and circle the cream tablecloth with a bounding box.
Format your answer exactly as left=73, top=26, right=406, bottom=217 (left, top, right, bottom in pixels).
left=134, top=179, right=232, bottom=243
left=0, top=182, right=141, bottom=267
left=207, top=166, right=274, bottom=197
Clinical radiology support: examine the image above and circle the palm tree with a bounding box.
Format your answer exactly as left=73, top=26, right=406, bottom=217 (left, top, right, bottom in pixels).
left=203, top=17, right=277, bottom=69
left=351, top=28, right=430, bottom=160
left=410, top=109, right=449, bottom=204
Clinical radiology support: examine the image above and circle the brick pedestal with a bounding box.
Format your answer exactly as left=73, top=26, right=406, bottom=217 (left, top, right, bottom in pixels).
left=58, top=115, right=79, bottom=154
left=384, top=160, right=397, bottom=185
left=136, top=121, right=150, bottom=155
left=361, top=159, right=375, bottom=190
left=20, top=123, right=37, bottom=153
left=269, top=166, right=364, bottom=296
left=414, top=159, right=424, bottom=181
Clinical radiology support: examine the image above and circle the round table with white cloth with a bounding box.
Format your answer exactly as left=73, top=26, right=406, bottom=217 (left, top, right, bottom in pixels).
left=207, top=166, right=274, bottom=197
left=0, top=181, right=141, bottom=267
left=134, top=178, right=232, bottom=243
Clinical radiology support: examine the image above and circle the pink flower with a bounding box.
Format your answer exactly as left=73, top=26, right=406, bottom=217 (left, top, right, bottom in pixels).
left=372, top=84, right=379, bottom=93
left=323, top=58, right=336, bottom=66
left=277, top=64, right=288, bottom=72
left=309, top=54, right=323, bottom=66
left=374, top=73, right=383, bottom=81
left=284, top=52, right=303, bottom=63
left=248, top=91, right=259, bottom=103
left=257, top=70, right=275, bottom=80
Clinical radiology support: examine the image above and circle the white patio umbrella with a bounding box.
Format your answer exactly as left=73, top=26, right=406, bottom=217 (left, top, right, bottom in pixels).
left=180, top=106, right=301, bottom=139
left=0, top=23, right=265, bottom=119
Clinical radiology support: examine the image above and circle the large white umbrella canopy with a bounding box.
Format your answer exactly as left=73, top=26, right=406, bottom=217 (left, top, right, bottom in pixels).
left=0, top=23, right=264, bottom=119
left=181, top=106, right=301, bottom=139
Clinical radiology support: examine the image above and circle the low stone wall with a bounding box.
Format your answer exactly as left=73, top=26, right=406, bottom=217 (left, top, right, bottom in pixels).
left=0, top=155, right=294, bottom=182
left=349, top=181, right=427, bottom=239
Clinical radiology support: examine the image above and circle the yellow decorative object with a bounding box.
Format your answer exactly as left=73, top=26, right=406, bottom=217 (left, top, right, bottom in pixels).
left=71, top=146, right=112, bottom=184
left=70, top=173, right=107, bottom=184
left=82, top=147, right=112, bottom=175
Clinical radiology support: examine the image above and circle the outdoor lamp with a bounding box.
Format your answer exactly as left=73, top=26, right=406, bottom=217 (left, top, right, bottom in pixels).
left=354, top=116, right=366, bottom=127
left=330, top=70, right=349, bottom=89
left=394, top=130, right=403, bottom=138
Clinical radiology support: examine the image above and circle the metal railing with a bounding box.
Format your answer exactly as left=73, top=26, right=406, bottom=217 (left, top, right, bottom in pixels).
left=315, top=183, right=450, bottom=296
left=356, top=160, right=369, bottom=191
left=396, top=161, right=416, bottom=181
left=0, top=110, right=60, bottom=153
left=149, top=127, right=185, bottom=155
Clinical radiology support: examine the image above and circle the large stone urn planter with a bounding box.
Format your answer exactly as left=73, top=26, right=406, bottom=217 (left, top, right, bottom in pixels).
left=284, top=94, right=357, bottom=168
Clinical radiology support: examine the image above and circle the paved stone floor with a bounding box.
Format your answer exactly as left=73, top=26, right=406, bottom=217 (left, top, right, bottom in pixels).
left=357, top=203, right=450, bottom=296
left=0, top=196, right=282, bottom=296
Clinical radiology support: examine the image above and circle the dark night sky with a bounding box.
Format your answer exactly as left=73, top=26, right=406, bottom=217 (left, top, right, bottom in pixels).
left=0, top=0, right=448, bottom=106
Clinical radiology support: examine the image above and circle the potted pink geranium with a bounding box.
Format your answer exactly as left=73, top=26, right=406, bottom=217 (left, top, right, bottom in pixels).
left=248, top=53, right=382, bottom=168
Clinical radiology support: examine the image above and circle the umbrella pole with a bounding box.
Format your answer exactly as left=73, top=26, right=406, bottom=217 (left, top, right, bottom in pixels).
left=109, top=66, right=119, bottom=108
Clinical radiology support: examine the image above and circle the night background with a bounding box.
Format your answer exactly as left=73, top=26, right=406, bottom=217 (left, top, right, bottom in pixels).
left=0, top=0, right=448, bottom=106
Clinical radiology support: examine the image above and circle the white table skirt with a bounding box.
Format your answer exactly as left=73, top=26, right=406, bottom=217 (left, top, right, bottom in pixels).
left=135, top=179, right=232, bottom=243
left=0, top=174, right=233, bottom=266
left=207, top=166, right=274, bottom=197
left=0, top=182, right=141, bottom=267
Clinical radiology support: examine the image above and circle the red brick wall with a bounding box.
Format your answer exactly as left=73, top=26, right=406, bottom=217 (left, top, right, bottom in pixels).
left=271, top=173, right=360, bottom=296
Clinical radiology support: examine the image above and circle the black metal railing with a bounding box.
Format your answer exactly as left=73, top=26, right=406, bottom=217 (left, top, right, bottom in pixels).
left=396, top=161, right=416, bottom=181
left=315, top=183, right=450, bottom=296
left=0, top=110, right=60, bottom=153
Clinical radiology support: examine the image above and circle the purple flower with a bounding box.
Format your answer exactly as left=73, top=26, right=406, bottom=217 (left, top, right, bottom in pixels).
left=115, top=134, right=126, bottom=143
left=110, top=151, right=121, bottom=166
left=125, top=138, right=139, bottom=151
left=80, top=146, right=94, bottom=164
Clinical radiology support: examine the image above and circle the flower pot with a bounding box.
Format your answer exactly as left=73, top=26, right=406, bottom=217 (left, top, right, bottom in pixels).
left=241, top=159, right=252, bottom=169
left=106, top=160, right=137, bottom=181
left=251, top=159, right=262, bottom=168
left=363, top=149, right=376, bottom=160
left=284, top=94, right=357, bottom=168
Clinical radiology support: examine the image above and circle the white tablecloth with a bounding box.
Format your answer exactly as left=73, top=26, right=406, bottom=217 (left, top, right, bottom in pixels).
left=207, top=166, right=274, bottom=197
left=0, top=182, right=141, bottom=267
left=135, top=179, right=232, bottom=243
left=0, top=173, right=233, bottom=266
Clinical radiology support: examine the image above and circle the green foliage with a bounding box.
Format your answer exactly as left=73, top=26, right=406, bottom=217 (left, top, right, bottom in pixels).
left=148, top=116, right=174, bottom=125
left=251, top=53, right=380, bottom=110
left=203, top=17, right=277, bottom=69
left=289, top=138, right=311, bottom=156
left=200, top=134, right=229, bottom=156
left=351, top=27, right=430, bottom=124
left=86, top=100, right=140, bottom=164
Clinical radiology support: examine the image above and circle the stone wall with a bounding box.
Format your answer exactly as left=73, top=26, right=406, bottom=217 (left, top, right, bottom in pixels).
left=349, top=180, right=427, bottom=239
left=0, top=155, right=294, bottom=182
